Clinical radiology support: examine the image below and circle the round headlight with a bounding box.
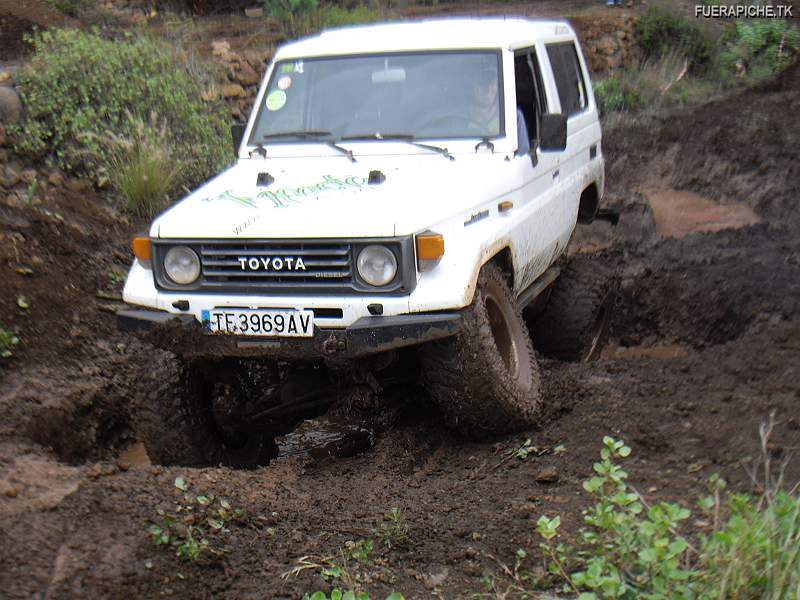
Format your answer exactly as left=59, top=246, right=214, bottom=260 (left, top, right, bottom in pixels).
left=164, top=246, right=201, bottom=285
left=357, top=245, right=397, bottom=287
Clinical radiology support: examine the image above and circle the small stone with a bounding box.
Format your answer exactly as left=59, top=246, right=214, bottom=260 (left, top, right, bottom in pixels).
left=65, top=179, right=88, bottom=193
left=535, top=466, right=559, bottom=483
left=221, top=83, right=246, bottom=99
left=20, top=169, right=37, bottom=185
left=244, top=6, right=263, bottom=17
left=48, top=172, right=64, bottom=187
left=211, top=40, right=231, bottom=57
left=236, top=61, right=261, bottom=86
left=0, top=86, right=22, bottom=124
left=4, top=166, right=20, bottom=186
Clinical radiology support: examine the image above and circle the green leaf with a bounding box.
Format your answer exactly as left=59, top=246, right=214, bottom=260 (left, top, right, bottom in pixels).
left=174, top=476, right=188, bottom=491
left=207, top=518, right=223, bottom=530
left=16, top=296, right=29, bottom=309
left=331, top=590, right=343, bottom=600
left=385, top=594, right=405, bottom=600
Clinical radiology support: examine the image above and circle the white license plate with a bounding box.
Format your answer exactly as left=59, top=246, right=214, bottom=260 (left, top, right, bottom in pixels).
left=203, top=309, right=314, bottom=337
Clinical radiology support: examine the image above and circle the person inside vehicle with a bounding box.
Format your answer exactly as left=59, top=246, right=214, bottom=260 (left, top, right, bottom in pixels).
left=469, top=68, right=530, bottom=154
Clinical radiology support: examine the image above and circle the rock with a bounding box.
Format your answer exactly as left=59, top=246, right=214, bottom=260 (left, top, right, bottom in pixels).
left=244, top=6, right=263, bottom=17
left=20, top=169, right=37, bottom=185
left=222, top=83, right=246, bottom=99
left=211, top=40, right=231, bottom=57
left=0, top=86, right=22, bottom=124
left=65, top=179, right=89, bottom=193
left=4, top=166, right=20, bottom=187
left=534, top=466, right=559, bottom=483
left=0, top=125, right=7, bottom=147
left=236, top=61, right=261, bottom=86
left=244, top=50, right=270, bottom=69
left=48, top=172, right=65, bottom=187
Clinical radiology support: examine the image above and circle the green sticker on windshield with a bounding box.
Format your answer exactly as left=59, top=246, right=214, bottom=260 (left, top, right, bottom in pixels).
left=266, top=90, right=287, bottom=111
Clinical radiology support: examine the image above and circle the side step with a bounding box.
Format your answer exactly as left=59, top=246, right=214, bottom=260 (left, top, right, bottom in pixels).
left=517, top=266, right=561, bottom=311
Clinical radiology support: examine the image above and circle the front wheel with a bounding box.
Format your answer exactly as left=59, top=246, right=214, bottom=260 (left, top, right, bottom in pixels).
left=136, top=357, right=277, bottom=468
left=420, top=263, right=542, bottom=438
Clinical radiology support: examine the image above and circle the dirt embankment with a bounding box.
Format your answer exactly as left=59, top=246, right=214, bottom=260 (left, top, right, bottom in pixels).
left=605, top=59, right=800, bottom=228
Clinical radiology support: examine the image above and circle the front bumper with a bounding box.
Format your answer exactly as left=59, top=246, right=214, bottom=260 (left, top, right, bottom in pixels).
left=117, top=309, right=460, bottom=359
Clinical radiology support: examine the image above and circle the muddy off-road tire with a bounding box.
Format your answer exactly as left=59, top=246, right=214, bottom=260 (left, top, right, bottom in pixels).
left=137, top=357, right=277, bottom=468
left=420, top=263, right=542, bottom=438
left=529, top=257, right=618, bottom=362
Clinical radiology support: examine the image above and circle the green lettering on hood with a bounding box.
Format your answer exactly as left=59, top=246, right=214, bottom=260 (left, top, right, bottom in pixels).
left=203, top=174, right=369, bottom=209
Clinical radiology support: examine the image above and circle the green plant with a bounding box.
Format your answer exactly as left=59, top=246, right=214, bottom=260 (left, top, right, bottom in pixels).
left=264, top=0, right=383, bottom=38
left=146, top=476, right=244, bottom=561
left=12, top=29, right=229, bottom=196
left=536, top=427, right=800, bottom=600
left=283, top=545, right=405, bottom=599
left=720, top=19, right=800, bottom=79
left=0, top=326, right=20, bottom=358
left=263, top=0, right=319, bottom=37
left=46, top=0, right=92, bottom=17
left=636, top=7, right=716, bottom=73
left=108, top=270, right=127, bottom=287
left=694, top=418, right=800, bottom=600
left=89, top=112, right=183, bottom=216
left=375, top=508, right=410, bottom=550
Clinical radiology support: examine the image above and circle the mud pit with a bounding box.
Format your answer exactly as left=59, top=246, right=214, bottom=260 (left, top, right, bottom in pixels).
left=2, top=56, right=800, bottom=600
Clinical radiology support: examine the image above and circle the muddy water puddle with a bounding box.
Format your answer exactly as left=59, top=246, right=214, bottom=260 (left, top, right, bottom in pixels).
left=277, top=417, right=374, bottom=460
left=642, top=188, right=760, bottom=238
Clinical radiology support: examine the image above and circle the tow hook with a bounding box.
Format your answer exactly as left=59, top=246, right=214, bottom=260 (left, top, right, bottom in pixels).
left=322, top=334, right=340, bottom=356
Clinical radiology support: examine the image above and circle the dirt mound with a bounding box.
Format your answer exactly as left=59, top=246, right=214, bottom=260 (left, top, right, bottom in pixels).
left=0, top=0, right=76, bottom=60
left=605, top=59, right=800, bottom=228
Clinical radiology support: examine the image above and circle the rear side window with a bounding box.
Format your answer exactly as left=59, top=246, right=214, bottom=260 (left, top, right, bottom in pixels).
left=546, top=42, right=587, bottom=116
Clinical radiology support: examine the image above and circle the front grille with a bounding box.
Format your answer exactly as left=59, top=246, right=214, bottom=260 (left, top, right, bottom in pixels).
left=152, top=237, right=416, bottom=296
left=200, top=241, right=353, bottom=291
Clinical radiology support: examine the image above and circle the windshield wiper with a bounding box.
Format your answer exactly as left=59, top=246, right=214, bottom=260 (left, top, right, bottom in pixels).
left=259, top=131, right=356, bottom=163
left=341, top=133, right=455, bottom=161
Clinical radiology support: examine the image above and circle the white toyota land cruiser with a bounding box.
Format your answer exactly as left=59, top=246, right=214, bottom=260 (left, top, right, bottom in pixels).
left=119, top=18, right=617, bottom=467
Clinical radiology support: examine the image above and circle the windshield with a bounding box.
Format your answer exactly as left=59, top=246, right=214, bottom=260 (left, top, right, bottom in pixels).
left=248, top=51, right=504, bottom=144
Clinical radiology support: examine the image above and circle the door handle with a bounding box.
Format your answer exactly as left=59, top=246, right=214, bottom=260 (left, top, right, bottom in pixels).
left=552, top=169, right=560, bottom=179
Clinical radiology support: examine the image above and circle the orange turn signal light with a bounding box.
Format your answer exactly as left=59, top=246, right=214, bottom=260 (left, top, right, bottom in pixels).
left=132, top=236, right=152, bottom=261
left=416, top=233, right=445, bottom=261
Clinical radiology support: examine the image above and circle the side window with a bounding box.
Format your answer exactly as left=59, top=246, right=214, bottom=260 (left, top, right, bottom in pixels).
left=546, top=42, right=587, bottom=117
left=513, top=49, right=547, bottom=153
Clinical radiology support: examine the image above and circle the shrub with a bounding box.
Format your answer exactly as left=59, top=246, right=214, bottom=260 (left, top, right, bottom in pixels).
left=12, top=29, right=229, bottom=196
left=46, top=0, right=92, bottom=17
left=536, top=429, right=800, bottom=600
left=720, top=19, right=800, bottom=79
left=263, top=0, right=319, bottom=37
left=636, top=7, right=716, bottom=73
left=90, top=112, right=184, bottom=216
left=264, top=0, right=383, bottom=38
left=593, top=77, right=640, bottom=115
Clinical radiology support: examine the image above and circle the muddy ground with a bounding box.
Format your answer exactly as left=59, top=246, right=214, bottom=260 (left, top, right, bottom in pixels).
left=1, top=10, right=800, bottom=600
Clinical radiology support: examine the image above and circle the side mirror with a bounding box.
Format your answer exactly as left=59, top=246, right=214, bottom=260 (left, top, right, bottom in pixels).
left=231, top=123, right=246, bottom=157
left=540, top=113, right=567, bottom=152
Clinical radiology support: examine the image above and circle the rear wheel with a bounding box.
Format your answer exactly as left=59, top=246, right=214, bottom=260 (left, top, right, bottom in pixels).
left=528, top=256, right=618, bottom=362
left=136, top=357, right=278, bottom=468
left=420, top=262, right=542, bottom=438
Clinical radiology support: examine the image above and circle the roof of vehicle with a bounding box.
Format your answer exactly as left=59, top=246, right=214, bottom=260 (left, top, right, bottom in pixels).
left=274, top=17, right=577, bottom=59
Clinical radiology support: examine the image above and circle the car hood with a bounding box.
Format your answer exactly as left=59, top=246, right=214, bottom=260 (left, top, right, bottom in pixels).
left=153, top=155, right=508, bottom=239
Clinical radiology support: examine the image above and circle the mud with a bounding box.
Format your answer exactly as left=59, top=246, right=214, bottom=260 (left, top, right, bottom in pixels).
left=1, top=8, right=800, bottom=599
